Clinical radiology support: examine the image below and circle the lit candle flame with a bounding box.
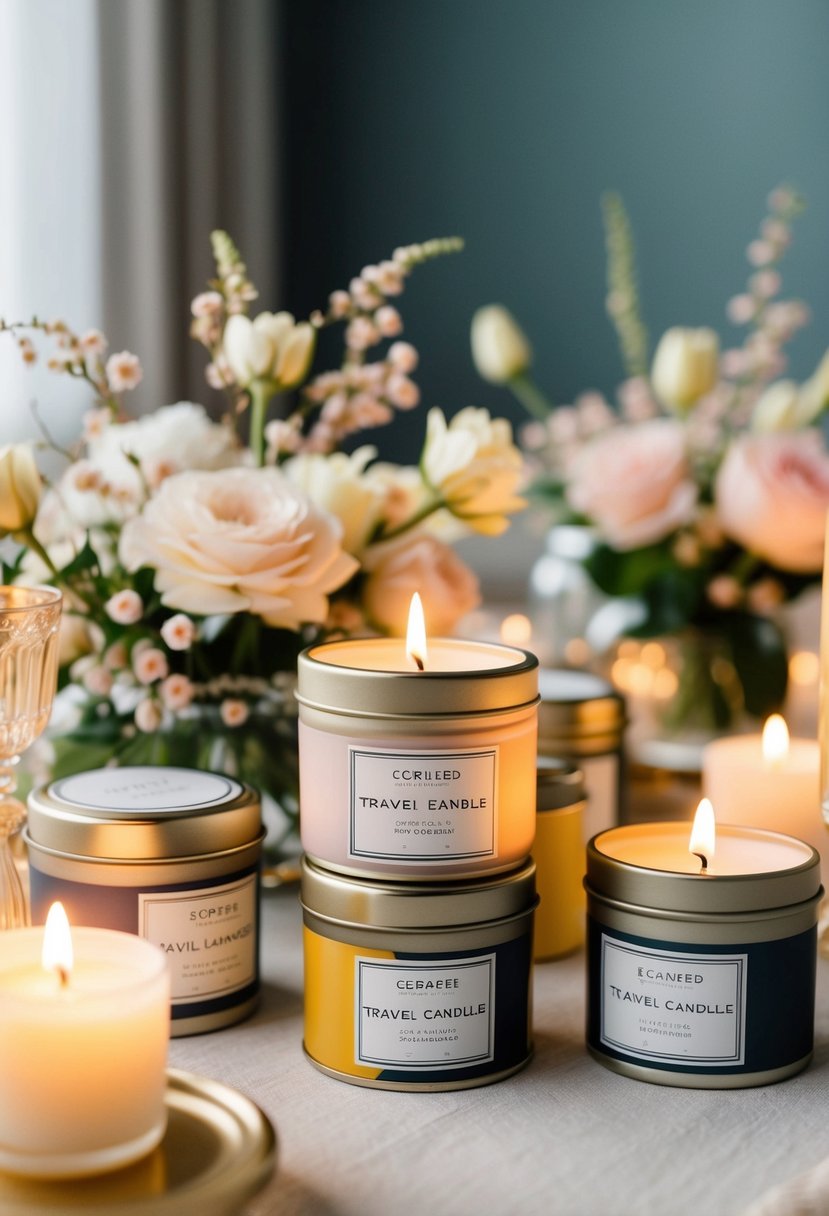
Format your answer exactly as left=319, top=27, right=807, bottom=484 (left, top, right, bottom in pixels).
left=42, top=901, right=73, bottom=987
left=406, top=593, right=427, bottom=671
left=762, top=713, right=790, bottom=766
left=689, top=798, right=716, bottom=873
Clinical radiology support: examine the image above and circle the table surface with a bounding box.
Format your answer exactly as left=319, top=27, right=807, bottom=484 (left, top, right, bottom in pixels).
left=171, top=885, right=829, bottom=1216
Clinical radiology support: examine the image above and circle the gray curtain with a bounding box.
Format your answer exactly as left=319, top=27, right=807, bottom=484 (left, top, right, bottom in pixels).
left=96, top=0, right=280, bottom=414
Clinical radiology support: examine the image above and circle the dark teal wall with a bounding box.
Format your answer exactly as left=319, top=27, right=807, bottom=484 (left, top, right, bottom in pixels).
left=283, top=0, right=829, bottom=459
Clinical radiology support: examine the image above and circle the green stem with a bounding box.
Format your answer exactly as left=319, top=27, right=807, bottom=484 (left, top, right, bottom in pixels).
left=377, top=497, right=444, bottom=543
left=16, top=530, right=60, bottom=579
left=509, top=374, right=555, bottom=421
left=248, top=381, right=274, bottom=467
left=730, top=551, right=761, bottom=585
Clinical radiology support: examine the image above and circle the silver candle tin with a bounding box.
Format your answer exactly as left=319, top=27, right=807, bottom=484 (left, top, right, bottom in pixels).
left=586, top=823, right=822, bottom=1088
left=537, top=668, right=626, bottom=840
left=26, top=766, right=263, bottom=1036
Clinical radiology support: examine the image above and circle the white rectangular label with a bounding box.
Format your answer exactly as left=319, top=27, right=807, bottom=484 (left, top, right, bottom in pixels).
left=355, top=955, right=496, bottom=1069
left=138, top=874, right=257, bottom=1004
left=349, top=746, right=497, bottom=863
left=600, top=935, right=747, bottom=1066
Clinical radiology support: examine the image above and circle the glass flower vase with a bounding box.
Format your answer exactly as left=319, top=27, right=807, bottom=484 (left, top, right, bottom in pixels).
left=608, top=619, right=788, bottom=771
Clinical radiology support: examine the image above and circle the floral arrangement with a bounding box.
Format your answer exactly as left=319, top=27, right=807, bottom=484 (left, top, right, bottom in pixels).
left=0, top=233, right=524, bottom=849
left=471, top=187, right=829, bottom=728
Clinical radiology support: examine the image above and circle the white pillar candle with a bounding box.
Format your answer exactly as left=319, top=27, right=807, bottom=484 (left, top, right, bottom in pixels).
left=0, top=904, right=170, bottom=1178
left=702, top=715, right=826, bottom=886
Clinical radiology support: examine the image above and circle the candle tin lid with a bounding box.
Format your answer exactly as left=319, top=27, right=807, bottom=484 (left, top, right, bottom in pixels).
left=27, top=766, right=261, bottom=861
left=301, top=856, right=537, bottom=930
left=536, top=759, right=587, bottom=813
left=537, top=668, right=626, bottom=753
left=297, top=639, right=539, bottom=718
left=588, top=823, right=821, bottom=916
left=0, top=1069, right=276, bottom=1215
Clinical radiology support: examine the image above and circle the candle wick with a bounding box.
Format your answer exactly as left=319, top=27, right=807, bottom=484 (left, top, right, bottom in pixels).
left=57, top=966, right=69, bottom=989
left=413, top=654, right=424, bottom=672
left=692, top=851, right=709, bottom=874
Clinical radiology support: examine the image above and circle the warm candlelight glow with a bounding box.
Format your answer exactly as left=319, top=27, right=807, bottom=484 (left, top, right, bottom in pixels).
left=405, top=592, right=428, bottom=671
left=42, top=901, right=73, bottom=984
left=689, top=798, right=716, bottom=871
left=789, top=650, right=819, bottom=687
left=500, top=613, right=532, bottom=647
left=763, top=713, right=790, bottom=765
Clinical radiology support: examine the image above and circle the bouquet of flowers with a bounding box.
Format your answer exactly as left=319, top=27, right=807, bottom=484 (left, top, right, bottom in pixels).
left=1, top=232, right=525, bottom=853
left=471, top=187, right=829, bottom=732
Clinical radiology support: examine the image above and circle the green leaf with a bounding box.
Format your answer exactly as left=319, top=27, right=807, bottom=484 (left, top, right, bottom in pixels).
left=585, top=542, right=674, bottom=598
left=59, top=536, right=100, bottom=580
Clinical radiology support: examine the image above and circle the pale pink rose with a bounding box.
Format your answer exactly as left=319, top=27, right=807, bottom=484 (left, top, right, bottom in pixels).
left=119, top=467, right=358, bottom=628
left=566, top=419, right=697, bottom=550
left=82, top=665, right=114, bottom=697
left=386, top=374, right=420, bottom=409
left=387, top=341, right=418, bottom=373
left=133, top=647, right=169, bottom=685
left=160, top=613, right=196, bottom=651
left=191, top=291, right=223, bottom=318
left=706, top=575, right=743, bottom=609
left=362, top=536, right=481, bottom=636
left=105, top=351, right=143, bottom=393
left=220, top=699, right=249, bottom=728
left=135, top=698, right=162, bottom=732
left=160, top=674, right=194, bottom=710
left=714, top=432, right=829, bottom=572
left=105, top=588, right=144, bottom=625
left=328, top=290, right=351, bottom=318
left=79, top=329, right=107, bottom=355
left=746, top=577, right=785, bottom=615
left=374, top=306, right=403, bottom=338
left=104, top=640, right=129, bottom=671
left=345, top=317, right=380, bottom=351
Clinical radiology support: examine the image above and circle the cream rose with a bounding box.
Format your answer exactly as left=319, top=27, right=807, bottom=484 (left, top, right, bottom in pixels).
left=421, top=407, right=526, bottom=536
left=282, top=446, right=385, bottom=555
left=362, top=536, right=480, bottom=636
left=566, top=419, right=697, bottom=550
left=119, top=467, right=359, bottom=627
left=714, top=432, right=829, bottom=572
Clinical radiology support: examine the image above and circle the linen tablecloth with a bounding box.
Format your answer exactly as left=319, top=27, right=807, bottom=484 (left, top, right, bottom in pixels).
left=170, top=887, right=829, bottom=1216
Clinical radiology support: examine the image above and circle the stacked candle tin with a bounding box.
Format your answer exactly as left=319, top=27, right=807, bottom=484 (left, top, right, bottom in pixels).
left=296, top=636, right=540, bottom=1090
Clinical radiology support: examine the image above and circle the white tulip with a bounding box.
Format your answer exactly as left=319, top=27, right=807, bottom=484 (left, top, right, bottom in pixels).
left=421, top=406, right=526, bottom=536
left=750, top=380, right=801, bottom=432
left=470, top=305, right=532, bottom=384
left=223, top=311, right=316, bottom=390
left=651, top=327, right=719, bottom=412
left=0, top=444, right=42, bottom=536
left=795, top=348, right=829, bottom=426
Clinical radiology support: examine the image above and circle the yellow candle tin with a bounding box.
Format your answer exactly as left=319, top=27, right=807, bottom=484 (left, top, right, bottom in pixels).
left=533, top=761, right=587, bottom=960
left=301, top=857, right=537, bottom=1090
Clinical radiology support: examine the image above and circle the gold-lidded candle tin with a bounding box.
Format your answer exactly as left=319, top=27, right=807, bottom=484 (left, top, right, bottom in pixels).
left=537, top=668, right=626, bottom=840
left=297, top=638, right=539, bottom=880
left=586, top=823, right=822, bottom=1088
left=26, top=766, right=263, bottom=1036
left=301, top=856, right=537, bottom=1090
